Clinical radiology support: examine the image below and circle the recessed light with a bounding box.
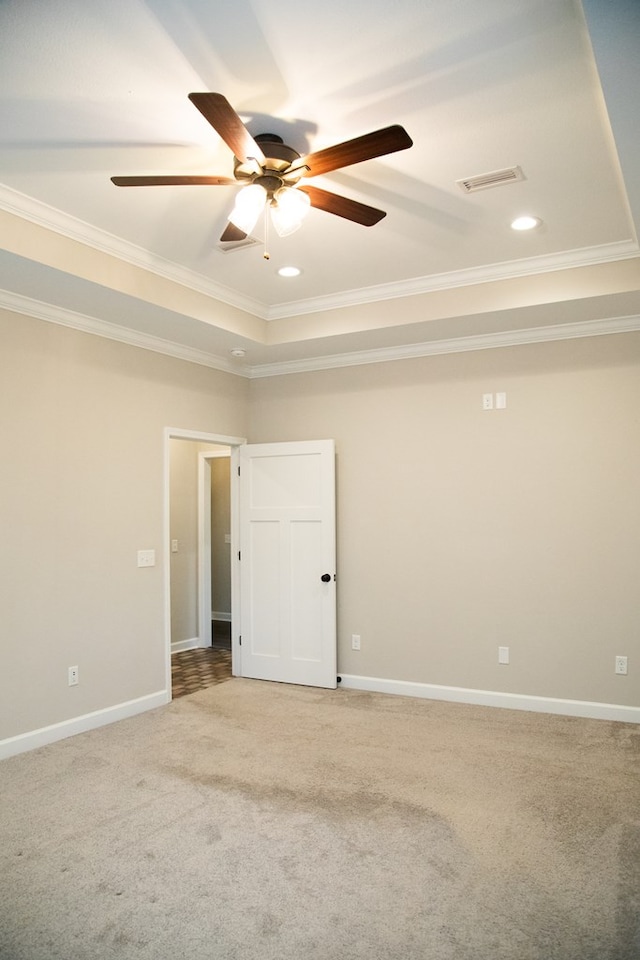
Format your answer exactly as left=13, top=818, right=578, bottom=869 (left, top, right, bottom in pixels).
left=278, top=266, right=301, bottom=278
left=511, top=215, right=542, bottom=231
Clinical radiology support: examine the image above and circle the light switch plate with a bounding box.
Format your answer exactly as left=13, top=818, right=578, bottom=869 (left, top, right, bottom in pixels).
left=137, top=549, right=156, bottom=567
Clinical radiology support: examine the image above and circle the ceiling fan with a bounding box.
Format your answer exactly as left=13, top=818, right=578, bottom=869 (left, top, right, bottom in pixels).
left=111, top=93, right=413, bottom=246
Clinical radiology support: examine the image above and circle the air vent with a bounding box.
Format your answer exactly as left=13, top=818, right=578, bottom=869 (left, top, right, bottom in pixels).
left=456, top=166, right=525, bottom=193
left=217, top=236, right=260, bottom=254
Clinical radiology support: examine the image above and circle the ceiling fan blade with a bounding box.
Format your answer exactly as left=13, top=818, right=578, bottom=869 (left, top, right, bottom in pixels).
left=220, top=222, right=248, bottom=243
left=297, top=125, right=412, bottom=178
left=111, top=175, right=236, bottom=187
left=188, top=93, right=266, bottom=166
left=297, top=185, right=386, bottom=226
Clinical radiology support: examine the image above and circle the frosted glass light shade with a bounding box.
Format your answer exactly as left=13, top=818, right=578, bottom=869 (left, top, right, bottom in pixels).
left=228, top=183, right=267, bottom=234
left=270, top=187, right=311, bottom=237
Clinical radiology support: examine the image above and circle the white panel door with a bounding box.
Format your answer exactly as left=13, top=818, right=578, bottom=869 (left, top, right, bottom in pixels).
left=238, top=439, right=336, bottom=688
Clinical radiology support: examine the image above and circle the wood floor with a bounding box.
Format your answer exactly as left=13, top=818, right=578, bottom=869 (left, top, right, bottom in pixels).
left=171, top=622, right=232, bottom=699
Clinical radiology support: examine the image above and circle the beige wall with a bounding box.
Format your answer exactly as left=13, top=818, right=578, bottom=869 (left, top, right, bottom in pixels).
left=0, top=309, right=248, bottom=741
left=2, top=303, right=638, bottom=749
left=248, top=332, right=640, bottom=708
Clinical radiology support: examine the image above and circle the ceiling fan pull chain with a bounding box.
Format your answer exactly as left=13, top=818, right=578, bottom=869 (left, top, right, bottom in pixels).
left=263, top=206, right=270, bottom=261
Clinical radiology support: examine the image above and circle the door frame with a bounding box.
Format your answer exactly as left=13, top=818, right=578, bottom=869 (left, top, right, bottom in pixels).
left=164, top=427, right=245, bottom=699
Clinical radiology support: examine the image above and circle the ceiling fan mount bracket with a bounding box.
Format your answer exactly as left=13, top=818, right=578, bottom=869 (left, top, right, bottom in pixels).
left=254, top=133, right=284, bottom=145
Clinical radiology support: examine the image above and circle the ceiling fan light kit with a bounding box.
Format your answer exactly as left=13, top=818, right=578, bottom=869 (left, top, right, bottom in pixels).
left=111, top=92, right=413, bottom=250
left=228, top=180, right=310, bottom=239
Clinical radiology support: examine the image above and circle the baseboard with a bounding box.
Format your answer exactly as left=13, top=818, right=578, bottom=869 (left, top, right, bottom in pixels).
left=171, top=637, right=201, bottom=653
left=339, top=674, right=640, bottom=724
left=212, top=611, right=231, bottom=623
left=0, top=690, right=169, bottom=760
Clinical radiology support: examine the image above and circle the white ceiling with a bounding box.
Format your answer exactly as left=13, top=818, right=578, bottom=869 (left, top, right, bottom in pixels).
left=0, top=0, right=638, bottom=376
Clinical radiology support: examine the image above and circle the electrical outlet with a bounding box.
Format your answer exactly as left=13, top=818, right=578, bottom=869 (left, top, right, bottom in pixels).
left=351, top=634, right=361, bottom=651
left=615, top=656, right=628, bottom=676
left=68, top=666, right=79, bottom=686
left=482, top=393, right=494, bottom=411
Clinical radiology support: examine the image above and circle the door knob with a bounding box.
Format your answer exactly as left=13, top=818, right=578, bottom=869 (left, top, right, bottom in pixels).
left=320, top=573, right=331, bottom=582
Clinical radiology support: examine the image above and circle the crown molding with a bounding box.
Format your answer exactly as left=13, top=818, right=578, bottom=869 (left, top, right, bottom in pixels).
left=265, top=241, right=640, bottom=319
left=248, top=315, right=640, bottom=378
left=0, top=288, right=249, bottom=377
left=3, top=287, right=639, bottom=381
left=1, top=183, right=638, bottom=323
left=0, top=183, right=265, bottom=319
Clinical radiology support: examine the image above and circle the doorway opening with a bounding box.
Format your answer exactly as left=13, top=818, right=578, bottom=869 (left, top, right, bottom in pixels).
left=164, top=428, right=245, bottom=700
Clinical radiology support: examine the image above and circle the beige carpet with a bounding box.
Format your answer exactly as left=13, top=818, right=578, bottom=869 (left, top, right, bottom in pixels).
left=1, top=679, right=639, bottom=959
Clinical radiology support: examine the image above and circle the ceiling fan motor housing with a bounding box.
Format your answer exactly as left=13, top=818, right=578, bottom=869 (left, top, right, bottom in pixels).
left=233, top=135, right=306, bottom=195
